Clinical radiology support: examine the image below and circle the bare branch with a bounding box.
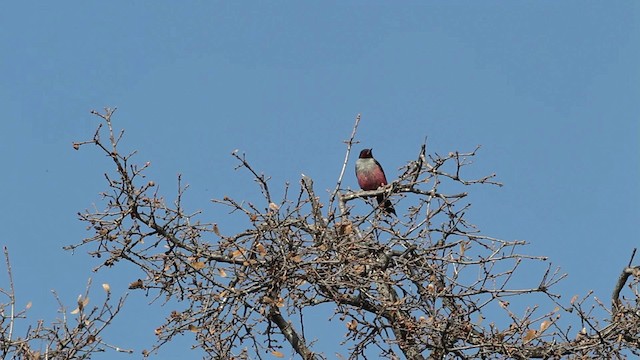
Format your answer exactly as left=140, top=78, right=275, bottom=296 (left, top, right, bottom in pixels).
left=66, top=110, right=640, bottom=359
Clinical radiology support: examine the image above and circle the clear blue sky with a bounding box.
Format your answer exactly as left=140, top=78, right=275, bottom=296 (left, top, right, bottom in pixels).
left=1, top=2, right=638, bottom=358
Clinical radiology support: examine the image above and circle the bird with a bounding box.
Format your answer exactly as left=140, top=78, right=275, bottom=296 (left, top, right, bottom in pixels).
left=355, top=148, right=396, bottom=215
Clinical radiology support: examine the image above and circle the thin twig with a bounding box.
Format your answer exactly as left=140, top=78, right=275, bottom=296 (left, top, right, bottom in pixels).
left=330, top=114, right=361, bottom=217
left=3, top=246, right=15, bottom=343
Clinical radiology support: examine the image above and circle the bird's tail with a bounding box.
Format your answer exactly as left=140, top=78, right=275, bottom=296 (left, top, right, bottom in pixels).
left=376, top=194, right=396, bottom=216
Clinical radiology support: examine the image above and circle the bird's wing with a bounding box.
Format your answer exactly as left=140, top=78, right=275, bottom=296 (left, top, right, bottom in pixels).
left=374, top=158, right=389, bottom=185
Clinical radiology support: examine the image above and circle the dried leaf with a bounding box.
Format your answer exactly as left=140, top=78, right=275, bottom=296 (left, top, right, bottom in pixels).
left=275, top=297, right=285, bottom=307
left=540, top=320, right=551, bottom=332
left=231, top=248, right=245, bottom=258
left=102, top=283, right=111, bottom=293
left=271, top=350, right=284, bottom=358
left=129, top=279, right=144, bottom=289
left=337, top=222, right=353, bottom=235
left=262, top=296, right=274, bottom=305
left=523, top=329, right=537, bottom=343
left=570, top=295, right=579, bottom=305
left=352, top=265, right=365, bottom=274
left=77, top=295, right=90, bottom=309
left=25, top=301, right=32, bottom=310
left=218, top=268, right=227, bottom=277
left=291, top=255, right=302, bottom=263
left=256, top=243, right=267, bottom=256
left=269, top=202, right=280, bottom=211
left=347, top=319, right=358, bottom=331
left=213, top=224, right=220, bottom=236
left=70, top=307, right=80, bottom=315
left=188, top=324, right=198, bottom=333
left=191, top=261, right=206, bottom=270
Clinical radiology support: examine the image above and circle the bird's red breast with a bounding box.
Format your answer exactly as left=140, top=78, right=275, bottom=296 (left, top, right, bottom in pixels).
left=355, top=148, right=396, bottom=216
left=355, top=150, right=389, bottom=190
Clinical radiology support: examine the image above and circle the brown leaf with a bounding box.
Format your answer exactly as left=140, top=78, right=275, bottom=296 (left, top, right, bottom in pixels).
left=540, top=320, right=551, bottom=332
left=231, top=248, right=245, bottom=258
left=352, top=265, right=365, bottom=274
left=213, top=224, right=220, bottom=236
left=191, top=261, right=206, bottom=270
left=523, top=329, right=537, bottom=343
left=188, top=324, right=199, bottom=333
left=218, top=268, right=227, bottom=277
left=102, top=283, right=111, bottom=293
left=262, top=296, right=274, bottom=305
left=256, top=243, right=267, bottom=256
left=337, top=222, right=353, bottom=235
left=271, top=350, right=284, bottom=358
left=570, top=294, right=579, bottom=305
left=129, top=279, right=144, bottom=289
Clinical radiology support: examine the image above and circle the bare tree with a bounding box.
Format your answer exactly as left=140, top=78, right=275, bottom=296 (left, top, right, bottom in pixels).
left=0, top=247, right=131, bottom=359
left=62, top=108, right=640, bottom=359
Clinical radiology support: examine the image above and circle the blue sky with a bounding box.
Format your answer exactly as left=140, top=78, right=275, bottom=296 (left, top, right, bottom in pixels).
left=1, top=2, right=638, bottom=358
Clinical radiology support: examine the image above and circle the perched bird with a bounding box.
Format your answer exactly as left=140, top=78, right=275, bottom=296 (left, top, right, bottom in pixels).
left=355, top=148, right=396, bottom=215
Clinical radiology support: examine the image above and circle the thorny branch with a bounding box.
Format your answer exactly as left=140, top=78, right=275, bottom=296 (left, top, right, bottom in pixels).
left=66, top=108, right=640, bottom=359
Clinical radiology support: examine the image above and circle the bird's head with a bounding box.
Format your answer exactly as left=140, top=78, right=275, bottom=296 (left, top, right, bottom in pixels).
left=359, top=148, right=373, bottom=159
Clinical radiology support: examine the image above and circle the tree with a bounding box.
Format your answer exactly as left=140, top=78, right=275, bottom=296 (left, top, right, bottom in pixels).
left=4, top=108, right=638, bottom=359
left=0, top=250, right=129, bottom=359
